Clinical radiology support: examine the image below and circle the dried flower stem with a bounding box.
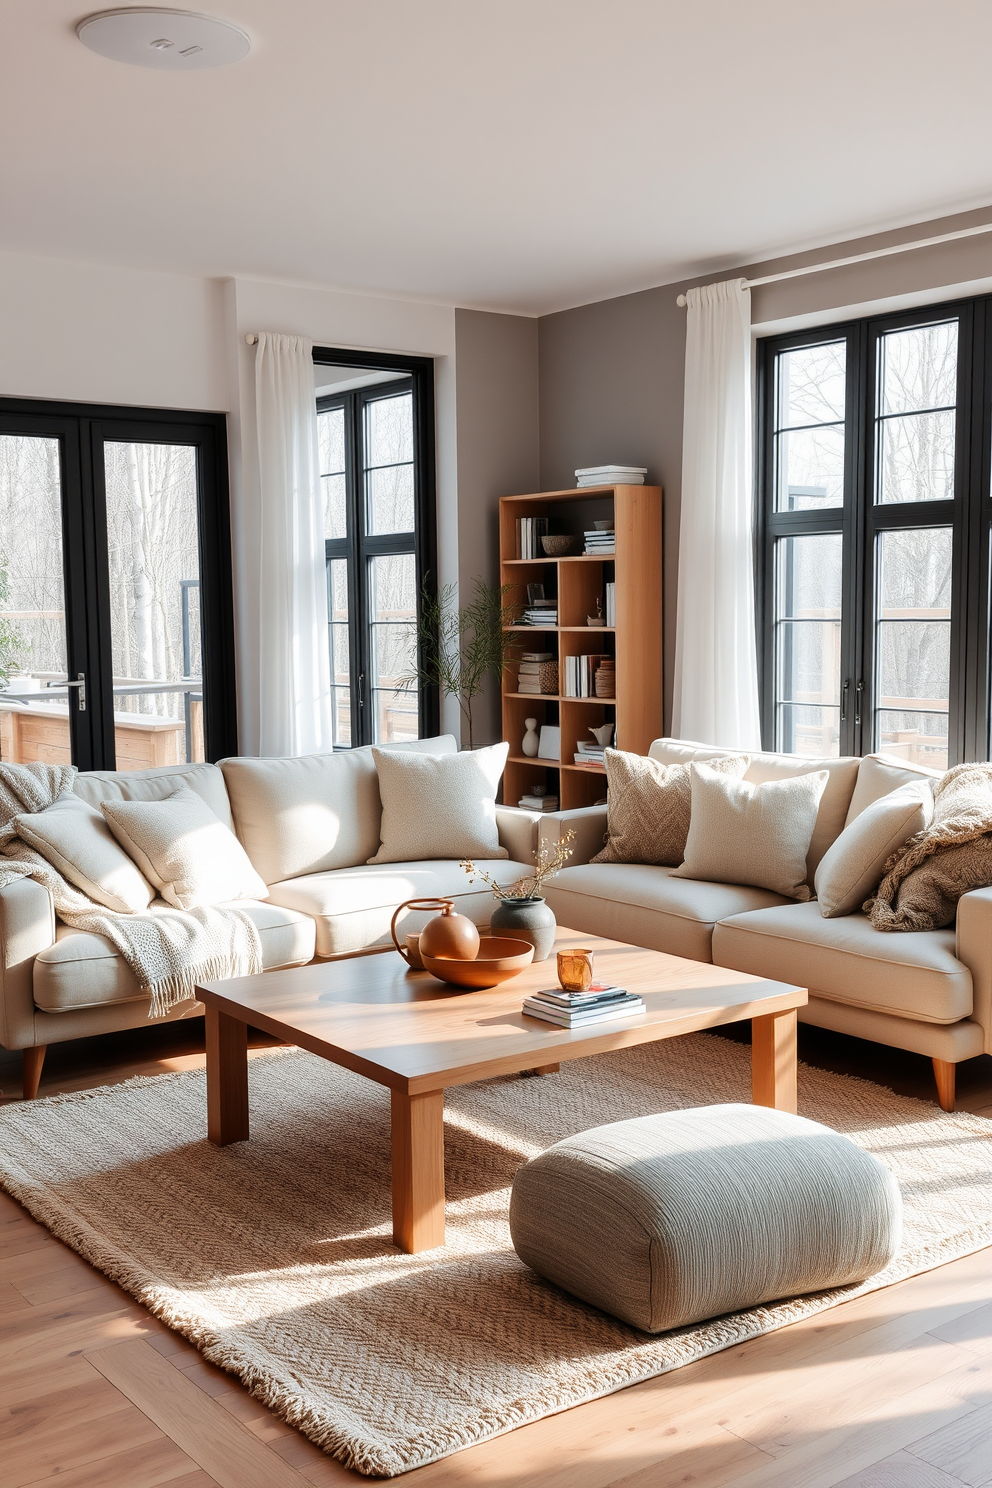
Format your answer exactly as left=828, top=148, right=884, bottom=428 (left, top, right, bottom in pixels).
left=460, top=828, right=576, bottom=901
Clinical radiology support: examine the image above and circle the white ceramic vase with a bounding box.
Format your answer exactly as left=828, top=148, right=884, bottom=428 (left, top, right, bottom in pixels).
left=522, top=718, right=540, bottom=757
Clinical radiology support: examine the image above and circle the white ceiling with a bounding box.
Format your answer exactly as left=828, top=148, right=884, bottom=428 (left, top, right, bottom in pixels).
left=4, top=1, right=992, bottom=316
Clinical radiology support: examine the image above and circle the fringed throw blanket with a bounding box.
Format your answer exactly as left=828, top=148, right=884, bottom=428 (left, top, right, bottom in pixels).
left=865, top=761, right=992, bottom=932
left=0, top=763, right=262, bottom=1015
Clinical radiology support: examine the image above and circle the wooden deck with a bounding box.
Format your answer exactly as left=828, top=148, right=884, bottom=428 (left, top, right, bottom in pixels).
left=1, top=1022, right=991, bottom=1488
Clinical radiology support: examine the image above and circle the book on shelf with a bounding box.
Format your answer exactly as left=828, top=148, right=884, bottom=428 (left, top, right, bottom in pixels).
left=516, top=516, right=550, bottom=559
left=572, top=758, right=607, bottom=770
left=594, top=658, right=616, bottom=698
left=564, top=652, right=612, bottom=698
left=518, top=794, right=559, bottom=811
left=521, top=610, right=557, bottom=626
left=575, top=465, right=647, bottom=486
left=583, top=529, right=616, bottom=555
left=605, top=581, right=616, bottom=627
left=575, top=740, right=605, bottom=757
left=520, top=650, right=555, bottom=662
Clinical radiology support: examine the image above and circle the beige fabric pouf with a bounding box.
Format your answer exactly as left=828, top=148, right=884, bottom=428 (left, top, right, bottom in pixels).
left=509, top=1103, right=902, bottom=1333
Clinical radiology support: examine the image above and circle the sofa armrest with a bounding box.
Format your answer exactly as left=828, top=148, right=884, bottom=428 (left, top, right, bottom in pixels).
left=956, top=887, right=992, bottom=1056
left=496, top=806, right=541, bottom=865
left=0, top=877, right=56, bottom=1051
left=538, top=806, right=608, bottom=868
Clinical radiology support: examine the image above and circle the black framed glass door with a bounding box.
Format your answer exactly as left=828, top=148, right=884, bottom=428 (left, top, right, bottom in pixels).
left=0, top=399, right=236, bottom=771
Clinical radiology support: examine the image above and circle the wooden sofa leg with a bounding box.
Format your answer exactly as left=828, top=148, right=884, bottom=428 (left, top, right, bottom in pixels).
left=22, top=1046, right=47, bottom=1101
left=933, top=1058, right=956, bottom=1113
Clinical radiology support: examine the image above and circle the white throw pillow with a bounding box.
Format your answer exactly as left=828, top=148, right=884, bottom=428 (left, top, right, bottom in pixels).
left=368, top=742, right=510, bottom=864
left=814, top=780, right=934, bottom=918
left=101, top=784, right=269, bottom=910
left=671, top=763, right=829, bottom=901
left=14, top=792, right=153, bottom=913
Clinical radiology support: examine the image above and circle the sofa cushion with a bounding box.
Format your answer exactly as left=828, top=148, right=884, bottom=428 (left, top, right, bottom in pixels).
left=266, top=857, right=530, bottom=958
left=591, top=749, right=748, bottom=867
left=73, top=761, right=234, bottom=830
left=815, top=780, right=933, bottom=917
left=220, top=735, right=458, bottom=885
left=369, top=742, right=509, bottom=865
left=846, top=753, right=943, bottom=826
left=712, top=901, right=971, bottom=1024
left=544, top=863, right=789, bottom=963
left=649, top=738, right=859, bottom=878
left=102, top=786, right=269, bottom=909
left=33, top=900, right=316, bottom=1013
left=672, top=764, right=827, bottom=900
left=14, top=793, right=154, bottom=913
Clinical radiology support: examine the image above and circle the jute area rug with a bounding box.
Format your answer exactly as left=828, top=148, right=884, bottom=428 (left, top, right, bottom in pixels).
left=1, top=1036, right=991, bottom=1478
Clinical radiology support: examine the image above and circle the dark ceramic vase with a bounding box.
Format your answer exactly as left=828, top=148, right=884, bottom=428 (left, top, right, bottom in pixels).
left=490, top=896, right=556, bottom=962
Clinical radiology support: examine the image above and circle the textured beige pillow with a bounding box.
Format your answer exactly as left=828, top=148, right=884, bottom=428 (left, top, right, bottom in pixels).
left=592, top=749, right=750, bottom=866
left=14, top=793, right=153, bottom=913
left=102, top=784, right=268, bottom=909
left=815, top=781, right=934, bottom=918
left=368, top=742, right=509, bottom=864
left=671, top=763, right=829, bottom=900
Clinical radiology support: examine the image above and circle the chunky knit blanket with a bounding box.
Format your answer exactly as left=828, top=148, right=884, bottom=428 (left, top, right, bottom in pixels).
left=865, top=761, right=992, bottom=932
left=0, top=762, right=262, bottom=1016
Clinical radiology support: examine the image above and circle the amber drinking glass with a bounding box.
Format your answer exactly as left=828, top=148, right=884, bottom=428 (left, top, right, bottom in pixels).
left=557, top=949, right=594, bottom=993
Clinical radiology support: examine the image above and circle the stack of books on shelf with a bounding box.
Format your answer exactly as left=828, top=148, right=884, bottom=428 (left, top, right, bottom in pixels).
left=575, top=465, right=647, bottom=487
left=564, top=652, right=612, bottom=697
left=518, top=598, right=557, bottom=626
left=583, top=527, right=616, bottom=555
left=516, top=652, right=557, bottom=694
left=518, top=791, right=559, bottom=811
left=594, top=658, right=616, bottom=697
left=516, top=516, right=549, bottom=558
left=523, top=982, right=646, bottom=1026
left=605, top=581, right=616, bottom=627
left=573, top=740, right=607, bottom=769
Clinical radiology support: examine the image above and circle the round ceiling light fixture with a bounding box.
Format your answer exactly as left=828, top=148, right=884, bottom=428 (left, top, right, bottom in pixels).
left=76, top=8, right=251, bottom=70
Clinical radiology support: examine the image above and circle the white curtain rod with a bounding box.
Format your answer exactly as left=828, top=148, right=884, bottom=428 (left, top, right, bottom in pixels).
left=675, top=220, right=992, bottom=307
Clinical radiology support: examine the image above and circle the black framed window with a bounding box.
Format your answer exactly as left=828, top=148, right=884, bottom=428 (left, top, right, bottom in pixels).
left=0, top=398, right=236, bottom=771
left=757, top=296, right=992, bottom=768
left=314, top=350, right=437, bottom=747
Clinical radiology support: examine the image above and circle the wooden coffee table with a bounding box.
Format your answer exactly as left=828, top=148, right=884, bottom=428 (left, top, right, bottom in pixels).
left=196, top=928, right=807, bottom=1254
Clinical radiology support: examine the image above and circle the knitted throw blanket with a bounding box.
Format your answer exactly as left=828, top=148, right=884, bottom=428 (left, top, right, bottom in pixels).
left=0, top=763, right=263, bottom=1016
left=864, top=761, right=992, bottom=932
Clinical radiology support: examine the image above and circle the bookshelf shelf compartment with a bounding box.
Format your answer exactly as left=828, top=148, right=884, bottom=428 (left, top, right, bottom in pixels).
left=500, top=482, right=662, bottom=811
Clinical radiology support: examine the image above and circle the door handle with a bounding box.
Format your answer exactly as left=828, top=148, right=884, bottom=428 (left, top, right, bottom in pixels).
left=841, top=679, right=850, bottom=722
left=854, top=679, right=864, bottom=727
left=62, top=674, right=87, bottom=713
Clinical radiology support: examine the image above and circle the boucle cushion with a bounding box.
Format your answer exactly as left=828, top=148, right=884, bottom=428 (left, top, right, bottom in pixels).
left=671, top=763, right=828, bottom=900
left=509, top=1104, right=902, bottom=1334
left=101, top=784, right=269, bottom=910
left=368, top=743, right=509, bottom=864
left=591, top=749, right=749, bottom=866
left=814, top=781, right=934, bottom=918
left=866, top=761, right=992, bottom=931
left=14, top=792, right=153, bottom=913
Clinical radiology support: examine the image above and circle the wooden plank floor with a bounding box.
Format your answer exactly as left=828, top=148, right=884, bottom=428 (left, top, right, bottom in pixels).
left=1, top=1021, right=991, bottom=1488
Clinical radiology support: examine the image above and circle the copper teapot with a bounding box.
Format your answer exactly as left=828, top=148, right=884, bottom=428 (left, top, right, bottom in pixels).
left=391, top=898, right=481, bottom=967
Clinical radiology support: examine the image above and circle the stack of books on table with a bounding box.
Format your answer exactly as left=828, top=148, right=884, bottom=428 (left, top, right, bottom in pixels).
left=518, top=792, right=559, bottom=811
left=564, top=652, right=612, bottom=697
left=573, top=741, right=606, bottom=769
left=575, top=465, right=647, bottom=487
left=524, top=982, right=646, bottom=1026
left=516, top=652, right=556, bottom=694
left=583, top=528, right=615, bottom=555
left=518, top=599, right=557, bottom=626
left=516, top=516, right=550, bottom=558
left=595, top=658, right=616, bottom=697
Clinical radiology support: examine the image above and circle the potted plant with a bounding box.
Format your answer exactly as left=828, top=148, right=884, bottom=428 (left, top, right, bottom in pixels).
left=402, top=577, right=520, bottom=750
left=460, top=829, right=576, bottom=961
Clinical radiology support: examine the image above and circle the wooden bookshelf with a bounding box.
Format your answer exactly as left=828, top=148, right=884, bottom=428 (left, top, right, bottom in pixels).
left=499, top=483, right=663, bottom=811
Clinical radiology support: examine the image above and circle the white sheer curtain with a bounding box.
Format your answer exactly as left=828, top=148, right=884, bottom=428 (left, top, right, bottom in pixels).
left=672, top=279, right=762, bottom=749
left=251, top=332, right=333, bottom=756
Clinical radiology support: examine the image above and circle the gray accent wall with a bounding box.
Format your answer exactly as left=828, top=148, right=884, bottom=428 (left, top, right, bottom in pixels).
left=454, top=307, right=540, bottom=745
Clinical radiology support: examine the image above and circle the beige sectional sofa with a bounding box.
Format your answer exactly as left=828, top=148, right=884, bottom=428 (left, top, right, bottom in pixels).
left=0, top=734, right=539, bottom=1098
left=542, top=738, right=991, bottom=1112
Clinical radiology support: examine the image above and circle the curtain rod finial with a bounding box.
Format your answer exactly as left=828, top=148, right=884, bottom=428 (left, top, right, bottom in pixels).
left=245, top=333, right=258, bottom=345
left=676, top=294, right=688, bottom=308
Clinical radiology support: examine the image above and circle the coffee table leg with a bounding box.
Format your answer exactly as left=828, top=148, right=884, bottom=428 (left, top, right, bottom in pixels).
left=205, top=1006, right=249, bottom=1144
left=391, top=1088, right=445, bottom=1253
left=751, top=1008, right=798, bottom=1113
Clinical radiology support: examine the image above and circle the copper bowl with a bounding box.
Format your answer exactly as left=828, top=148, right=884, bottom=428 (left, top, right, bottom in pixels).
left=421, top=936, right=535, bottom=990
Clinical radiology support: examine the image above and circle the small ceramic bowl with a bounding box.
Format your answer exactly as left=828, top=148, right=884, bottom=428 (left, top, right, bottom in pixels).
left=541, top=535, right=575, bottom=556
left=421, top=937, right=535, bottom=990
left=593, top=519, right=613, bottom=530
